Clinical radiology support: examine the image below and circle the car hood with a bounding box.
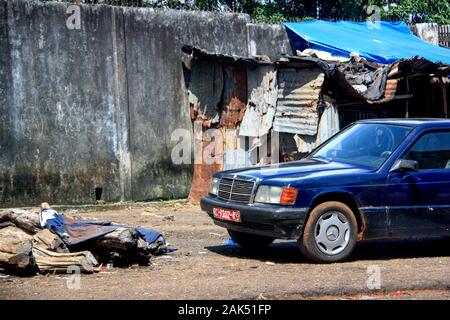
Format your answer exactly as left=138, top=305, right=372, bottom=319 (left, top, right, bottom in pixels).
left=217, top=159, right=373, bottom=185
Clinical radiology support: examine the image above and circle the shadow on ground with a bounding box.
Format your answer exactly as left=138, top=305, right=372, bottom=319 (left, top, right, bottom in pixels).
left=206, top=237, right=450, bottom=263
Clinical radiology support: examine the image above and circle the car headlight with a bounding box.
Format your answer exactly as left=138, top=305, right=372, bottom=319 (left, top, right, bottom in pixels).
left=254, top=185, right=298, bottom=205
left=254, top=185, right=282, bottom=204
left=209, top=177, right=220, bottom=196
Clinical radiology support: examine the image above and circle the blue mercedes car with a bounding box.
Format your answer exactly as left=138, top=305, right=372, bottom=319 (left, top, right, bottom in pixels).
left=201, top=119, right=450, bottom=262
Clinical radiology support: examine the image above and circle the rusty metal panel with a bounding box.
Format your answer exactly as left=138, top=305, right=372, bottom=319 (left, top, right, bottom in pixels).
left=317, top=102, right=339, bottom=144
left=222, top=128, right=252, bottom=170
left=293, top=134, right=317, bottom=154
left=219, top=64, right=247, bottom=129
left=239, top=66, right=277, bottom=137
left=187, top=60, right=223, bottom=127
left=273, top=68, right=325, bottom=136
left=188, top=121, right=223, bottom=204
left=278, top=102, right=339, bottom=160
left=388, top=57, right=450, bottom=78
left=292, top=103, right=339, bottom=153
left=384, top=79, right=399, bottom=100
left=222, top=128, right=241, bottom=151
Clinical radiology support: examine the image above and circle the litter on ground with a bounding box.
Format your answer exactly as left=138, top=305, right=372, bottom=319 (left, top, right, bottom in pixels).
left=0, top=203, right=170, bottom=276
left=223, top=239, right=239, bottom=247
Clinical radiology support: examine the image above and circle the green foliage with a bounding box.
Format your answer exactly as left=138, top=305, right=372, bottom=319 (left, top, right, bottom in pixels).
left=193, top=0, right=220, bottom=11
left=247, top=0, right=450, bottom=24
left=333, top=0, right=369, bottom=21
left=252, top=4, right=286, bottom=23
left=51, top=0, right=450, bottom=24
left=368, top=0, right=450, bottom=24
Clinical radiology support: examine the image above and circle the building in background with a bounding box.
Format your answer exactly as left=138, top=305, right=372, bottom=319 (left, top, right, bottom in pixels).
left=184, top=21, right=450, bottom=202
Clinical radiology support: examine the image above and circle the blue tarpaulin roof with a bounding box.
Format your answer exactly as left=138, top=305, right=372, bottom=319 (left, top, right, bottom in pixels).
left=284, top=21, right=450, bottom=65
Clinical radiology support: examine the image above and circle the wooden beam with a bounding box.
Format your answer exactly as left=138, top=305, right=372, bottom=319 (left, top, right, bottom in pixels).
left=442, top=77, right=448, bottom=118
left=405, top=77, right=410, bottom=118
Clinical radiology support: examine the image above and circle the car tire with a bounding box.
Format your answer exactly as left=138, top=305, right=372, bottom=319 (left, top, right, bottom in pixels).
left=299, top=201, right=358, bottom=263
left=227, top=230, right=274, bottom=251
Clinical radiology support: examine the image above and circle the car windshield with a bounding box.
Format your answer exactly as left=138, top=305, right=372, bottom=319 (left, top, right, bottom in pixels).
left=307, top=123, right=413, bottom=169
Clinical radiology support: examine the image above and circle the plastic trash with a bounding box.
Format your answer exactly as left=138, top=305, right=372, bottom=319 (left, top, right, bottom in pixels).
left=223, top=239, right=239, bottom=247
left=162, top=247, right=177, bottom=253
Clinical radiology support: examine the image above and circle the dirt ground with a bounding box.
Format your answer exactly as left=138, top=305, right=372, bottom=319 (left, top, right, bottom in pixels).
left=0, top=201, right=449, bottom=300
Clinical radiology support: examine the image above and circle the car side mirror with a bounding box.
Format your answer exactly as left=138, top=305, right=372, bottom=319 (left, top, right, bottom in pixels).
left=390, top=159, right=419, bottom=173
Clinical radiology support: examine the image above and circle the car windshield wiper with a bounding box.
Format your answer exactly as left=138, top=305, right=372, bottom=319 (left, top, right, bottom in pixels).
left=310, top=155, right=331, bottom=163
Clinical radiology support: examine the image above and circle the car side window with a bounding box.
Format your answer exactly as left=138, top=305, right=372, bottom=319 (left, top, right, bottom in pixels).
left=404, top=131, right=450, bottom=170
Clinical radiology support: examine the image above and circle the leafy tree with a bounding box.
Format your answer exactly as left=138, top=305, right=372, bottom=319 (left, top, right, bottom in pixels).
left=322, top=0, right=369, bottom=21
left=50, top=0, right=450, bottom=24
left=194, top=0, right=220, bottom=10
left=368, top=0, right=450, bottom=24
left=253, top=3, right=286, bottom=23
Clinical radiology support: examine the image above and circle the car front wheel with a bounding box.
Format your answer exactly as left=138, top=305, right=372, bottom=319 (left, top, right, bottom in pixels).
left=299, top=201, right=358, bottom=263
left=227, top=230, right=274, bottom=251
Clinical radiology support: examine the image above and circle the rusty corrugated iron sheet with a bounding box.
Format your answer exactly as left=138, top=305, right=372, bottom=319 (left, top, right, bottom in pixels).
left=222, top=128, right=252, bottom=170
left=219, top=64, right=248, bottom=129
left=273, top=68, right=325, bottom=136
left=185, top=49, right=450, bottom=204
left=187, top=60, right=223, bottom=127
left=290, top=102, right=340, bottom=154
left=188, top=162, right=222, bottom=204
left=183, top=46, right=273, bottom=203
left=183, top=45, right=270, bottom=128
left=188, top=126, right=251, bottom=203
left=239, top=66, right=277, bottom=137
left=182, top=45, right=272, bottom=66
left=388, top=57, right=450, bottom=79
left=188, top=121, right=224, bottom=204
left=384, top=79, right=399, bottom=100
left=366, top=57, right=450, bottom=105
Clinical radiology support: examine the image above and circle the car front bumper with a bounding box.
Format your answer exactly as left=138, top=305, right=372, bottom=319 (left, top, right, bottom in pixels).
left=200, top=195, right=309, bottom=239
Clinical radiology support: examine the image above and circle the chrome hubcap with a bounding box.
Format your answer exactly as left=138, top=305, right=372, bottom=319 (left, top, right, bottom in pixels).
left=314, top=211, right=350, bottom=255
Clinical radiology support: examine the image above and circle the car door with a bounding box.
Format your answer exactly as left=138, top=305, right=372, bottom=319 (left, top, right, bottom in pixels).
left=386, top=130, right=450, bottom=237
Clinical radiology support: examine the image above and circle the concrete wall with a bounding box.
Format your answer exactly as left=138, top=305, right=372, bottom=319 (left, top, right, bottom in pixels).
left=1, top=1, right=126, bottom=206
left=409, top=23, right=440, bottom=45
left=123, top=9, right=249, bottom=201
left=0, top=0, right=262, bottom=206
left=246, top=23, right=293, bottom=61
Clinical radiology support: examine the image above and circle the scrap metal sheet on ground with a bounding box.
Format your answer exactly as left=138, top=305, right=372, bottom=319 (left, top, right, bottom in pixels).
left=49, top=216, right=120, bottom=246
left=45, top=215, right=163, bottom=248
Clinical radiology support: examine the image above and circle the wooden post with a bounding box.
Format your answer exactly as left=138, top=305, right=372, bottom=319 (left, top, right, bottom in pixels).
left=405, top=77, right=410, bottom=118
left=442, top=77, right=448, bottom=118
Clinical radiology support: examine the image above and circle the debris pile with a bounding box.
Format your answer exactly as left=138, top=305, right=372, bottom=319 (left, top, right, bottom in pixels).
left=0, top=205, right=167, bottom=276
left=334, top=55, right=389, bottom=100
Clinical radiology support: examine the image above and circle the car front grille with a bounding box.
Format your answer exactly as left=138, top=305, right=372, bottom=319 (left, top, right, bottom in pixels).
left=217, top=177, right=255, bottom=203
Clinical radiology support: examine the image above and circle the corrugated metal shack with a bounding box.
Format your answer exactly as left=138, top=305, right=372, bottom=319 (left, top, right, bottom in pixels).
left=182, top=46, right=450, bottom=203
